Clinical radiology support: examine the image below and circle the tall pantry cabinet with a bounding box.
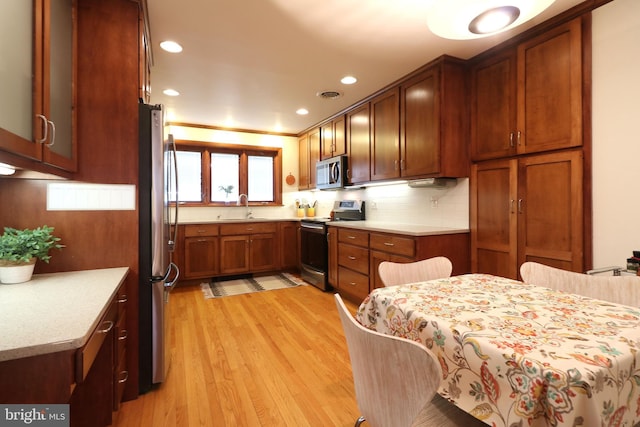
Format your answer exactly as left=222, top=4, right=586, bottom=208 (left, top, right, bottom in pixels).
left=470, top=16, right=588, bottom=278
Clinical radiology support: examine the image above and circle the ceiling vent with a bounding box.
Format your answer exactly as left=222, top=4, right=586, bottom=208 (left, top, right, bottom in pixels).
left=317, top=91, right=342, bottom=100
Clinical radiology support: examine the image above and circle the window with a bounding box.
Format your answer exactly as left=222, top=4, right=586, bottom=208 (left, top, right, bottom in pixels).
left=173, top=141, right=282, bottom=206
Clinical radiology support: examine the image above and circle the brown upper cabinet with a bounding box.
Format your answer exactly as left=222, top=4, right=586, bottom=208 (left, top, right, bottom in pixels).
left=400, top=57, right=468, bottom=178
left=370, top=88, right=400, bottom=181
left=320, top=115, right=346, bottom=160
left=298, top=127, right=320, bottom=190
left=470, top=17, right=583, bottom=161
left=0, top=0, right=77, bottom=172
left=346, top=103, right=371, bottom=184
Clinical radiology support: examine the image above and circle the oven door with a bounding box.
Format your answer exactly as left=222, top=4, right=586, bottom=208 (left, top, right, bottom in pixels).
left=299, top=222, right=328, bottom=290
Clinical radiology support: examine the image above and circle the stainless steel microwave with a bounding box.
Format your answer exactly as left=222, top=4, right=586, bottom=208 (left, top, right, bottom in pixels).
left=316, top=155, right=347, bottom=190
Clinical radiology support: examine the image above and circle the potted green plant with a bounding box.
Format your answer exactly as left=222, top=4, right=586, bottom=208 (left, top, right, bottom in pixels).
left=0, top=226, right=64, bottom=284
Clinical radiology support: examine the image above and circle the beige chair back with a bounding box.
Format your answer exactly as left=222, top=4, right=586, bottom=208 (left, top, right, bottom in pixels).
left=334, top=294, right=486, bottom=427
left=378, top=256, right=452, bottom=287
left=520, top=262, right=640, bottom=307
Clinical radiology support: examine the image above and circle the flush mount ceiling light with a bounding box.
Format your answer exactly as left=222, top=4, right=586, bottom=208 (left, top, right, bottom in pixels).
left=427, top=0, right=555, bottom=40
left=296, top=108, right=309, bottom=115
left=163, top=88, right=180, bottom=96
left=341, top=76, right=357, bottom=85
left=160, top=40, right=183, bottom=53
left=469, top=6, right=520, bottom=34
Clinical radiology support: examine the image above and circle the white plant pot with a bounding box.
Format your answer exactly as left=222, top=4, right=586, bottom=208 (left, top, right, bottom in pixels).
left=0, top=260, right=36, bottom=284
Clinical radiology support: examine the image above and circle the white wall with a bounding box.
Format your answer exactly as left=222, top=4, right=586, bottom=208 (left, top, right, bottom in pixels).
left=592, top=0, right=640, bottom=268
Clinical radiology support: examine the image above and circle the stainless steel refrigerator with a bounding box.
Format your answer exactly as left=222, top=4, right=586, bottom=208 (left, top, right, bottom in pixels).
left=138, top=102, right=179, bottom=393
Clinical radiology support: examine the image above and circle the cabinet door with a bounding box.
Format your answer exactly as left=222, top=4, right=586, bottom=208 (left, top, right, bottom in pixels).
left=470, top=50, right=517, bottom=161
left=298, top=133, right=310, bottom=190
left=471, top=159, right=518, bottom=278
left=184, top=236, right=219, bottom=278
left=308, top=127, right=320, bottom=189
left=346, top=103, right=370, bottom=184
left=327, top=227, right=338, bottom=286
left=0, top=0, right=42, bottom=160
left=320, top=121, right=333, bottom=160
left=279, top=222, right=298, bottom=270
left=517, top=150, right=583, bottom=272
left=333, top=115, right=346, bottom=156
left=517, top=18, right=582, bottom=155
left=370, top=88, right=400, bottom=181
left=220, top=235, right=250, bottom=274
left=42, top=0, right=76, bottom=171
left=250, top=233, right=277, bottom=272
left=400, top=69, right=439, bottom=177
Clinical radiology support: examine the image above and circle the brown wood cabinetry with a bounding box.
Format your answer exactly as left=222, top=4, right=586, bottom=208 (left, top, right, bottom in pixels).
left=334, top=226, right=470, bottom=302
left=400, top=57, right=469, bottom=178
left=184, top=224, right=219, bottom=279
left=346, top=103, right=371, bottom=184
left=298, top=128, right=320, bottom=190
left=471, top=150, right=584, bottom=279
left=0, top=0, right=76, bottom=173
left=219, top=223, right=279, bottom=274
left=471, top=18, right=583, bottom=161
left=320, top=115, right=346, bottom=159
left=370, top=88, right=400, bottom=181
left=337, top=228, right=370, bottom=301
left=279, top=221, right=299, bottom=270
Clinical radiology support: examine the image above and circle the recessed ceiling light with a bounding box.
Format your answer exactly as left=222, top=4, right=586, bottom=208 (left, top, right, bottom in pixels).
left=296, top=108, right=309, bottom=115
left=160, top=40, right=183, bottom=53
left=427, top=0, right=555, bottom=40
left=163, top=89, right=180, bottom=96
left=469, top=6, right=520, bottom=34
left=341, top=76, right=357, bottom=85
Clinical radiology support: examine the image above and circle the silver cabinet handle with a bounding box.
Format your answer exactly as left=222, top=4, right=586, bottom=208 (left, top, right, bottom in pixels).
left=518, top=199, right=523, bottom=213
left=117, top=371, right=129, bottom=384
left=383, top=242, right=394, bottom=246
left=347, top=235, right=356, bottom=239
left=118, top=294, right=128, bottom=304
left=118, top=329, right=128, bottom=341
left=46, top=119, right=55, bottom=147
left=36, top=114, right=48, bottom=144
left=509, top=132, right=514, bottom=147
left=348, top=256, right=356, bottom=260
left=97, top=320, right=114, bottom=334
left=510, top=199, right=515, bottom=214
left=517, top=131, right=522, bottom=146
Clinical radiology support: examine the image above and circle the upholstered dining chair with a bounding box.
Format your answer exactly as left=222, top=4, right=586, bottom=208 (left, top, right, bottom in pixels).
left=520, top=261, right=640, bottom=307
left=334, top=293, right=487, bottom=427
left=378, top=256, right=453, bottom=287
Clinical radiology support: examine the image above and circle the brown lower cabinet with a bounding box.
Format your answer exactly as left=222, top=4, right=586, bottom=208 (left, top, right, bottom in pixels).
left=471, top=149, right=584, bottom=279
left=329, top=226, right=470, bottom=302
left=0, top=280, right=127, bottom=427
left=177, top=221, right=299, bottom=281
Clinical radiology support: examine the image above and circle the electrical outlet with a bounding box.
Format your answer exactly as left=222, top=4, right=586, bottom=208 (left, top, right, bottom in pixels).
left=370, top=201, right=377, bottom=209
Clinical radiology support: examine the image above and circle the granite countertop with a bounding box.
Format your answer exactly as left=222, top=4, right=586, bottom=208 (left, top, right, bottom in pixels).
left=327, top=220, right=469, bottom=237
left=0, top=267, right=129, bottom=362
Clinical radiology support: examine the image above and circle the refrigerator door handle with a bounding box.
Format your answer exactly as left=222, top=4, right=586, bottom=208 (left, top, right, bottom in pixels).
left=163, top=262, right=180, bottom=303
left=167, top=134, right=179, bottom=253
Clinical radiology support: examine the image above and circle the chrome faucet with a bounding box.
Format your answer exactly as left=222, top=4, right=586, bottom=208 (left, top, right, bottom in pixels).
left=237, top=193, right=252, bottom=218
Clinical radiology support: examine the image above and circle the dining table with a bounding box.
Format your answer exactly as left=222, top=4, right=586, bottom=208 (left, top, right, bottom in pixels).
left=356, top=274, right=640, bottom=427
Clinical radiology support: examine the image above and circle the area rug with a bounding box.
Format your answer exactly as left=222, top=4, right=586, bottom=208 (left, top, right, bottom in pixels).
left=201, top=272, right=307, bottom=299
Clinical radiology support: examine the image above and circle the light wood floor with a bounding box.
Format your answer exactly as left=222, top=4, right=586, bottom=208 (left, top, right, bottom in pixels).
left=114, top=283, right=362, bottom=427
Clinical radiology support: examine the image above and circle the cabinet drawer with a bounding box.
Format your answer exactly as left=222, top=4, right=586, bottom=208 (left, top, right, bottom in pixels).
left=338, top=228, right=369, bottom=247
left=220, top=222, right=277, bottom=235
left=76, top=299, right=117, bottom=383
left=338, top=267, right=370, bottom=300
left=370, top=233, right=415, bottom=257
left=338, top=244, right=369, bottom=275
left=184, top=224, right=219, bottom=237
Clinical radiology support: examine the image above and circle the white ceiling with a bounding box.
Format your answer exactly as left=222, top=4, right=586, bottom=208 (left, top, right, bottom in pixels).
left=147, top=0, right=584, bottom=135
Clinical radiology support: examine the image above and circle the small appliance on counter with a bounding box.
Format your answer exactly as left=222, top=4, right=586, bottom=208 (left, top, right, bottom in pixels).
left=299, top=200, right=365, bottom=291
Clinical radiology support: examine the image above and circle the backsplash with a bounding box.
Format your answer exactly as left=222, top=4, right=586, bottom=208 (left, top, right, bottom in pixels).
left=179, top=178, right=469, bottom=229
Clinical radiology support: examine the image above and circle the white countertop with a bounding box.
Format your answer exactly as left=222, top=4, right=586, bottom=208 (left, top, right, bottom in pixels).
left=327, top=220, right=469, bottom=236
left=0, top=267, right=129, bottom=362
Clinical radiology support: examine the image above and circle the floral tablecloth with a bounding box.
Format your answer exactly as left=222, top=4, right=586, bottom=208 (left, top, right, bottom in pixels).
left=356, top=274, right=640, bottom=427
